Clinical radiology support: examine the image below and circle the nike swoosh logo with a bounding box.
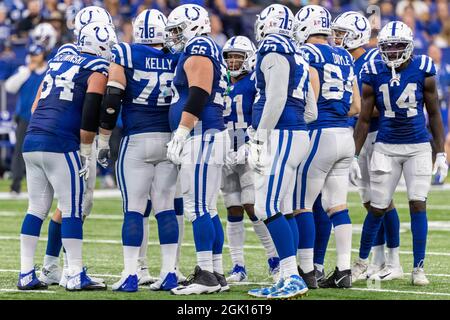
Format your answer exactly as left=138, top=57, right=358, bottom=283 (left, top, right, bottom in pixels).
left=334, top=276, right=347, bottom=286
left=379, top=273, right=391, bottom=279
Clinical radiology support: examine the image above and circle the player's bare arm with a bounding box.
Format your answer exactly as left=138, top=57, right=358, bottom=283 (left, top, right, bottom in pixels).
left=348, top=78, right=361, bottom=116
left=31, top=81, right=43, bottom=114
left=424, top=76, right=445, bottom=153
left=353, top=83, right=374, bottom=156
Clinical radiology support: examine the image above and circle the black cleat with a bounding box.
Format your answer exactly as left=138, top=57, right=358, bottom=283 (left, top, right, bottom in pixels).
left=315, top=267, right=325, bottom=284
left=298, top=266, right=318, bottom=289
left=214, top=271, right=230, bottom=292
left=171, top=266, right=221, bottom=295
left=319, top=267, right=352, bottom=289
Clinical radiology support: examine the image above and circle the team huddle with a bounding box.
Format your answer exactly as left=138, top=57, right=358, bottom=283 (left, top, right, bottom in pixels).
left=16, top=3, right=448, bottom=300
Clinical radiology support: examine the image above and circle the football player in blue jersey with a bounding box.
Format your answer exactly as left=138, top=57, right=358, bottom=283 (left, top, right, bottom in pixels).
left=292, top=5, right=361, bottom=289
left=247, top=4, right=317, bottom=299
left=17, top=22, right=117, bottom=291
left=37, top=6, right=115, bottom=287
left=95, top=9, right=180, bottom=292
left=219, top=36, right=280, bottom=283
left=164, top=4, right=230, bottom=295
left=353, top=21, right=448, bottom=286
left=333, top=12, right=403, bottom=283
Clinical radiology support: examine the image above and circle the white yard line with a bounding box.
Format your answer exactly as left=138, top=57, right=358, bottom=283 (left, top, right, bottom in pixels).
left=0, top=289, right=55, bottom=294
left=349, top=287, right=450, bottom=297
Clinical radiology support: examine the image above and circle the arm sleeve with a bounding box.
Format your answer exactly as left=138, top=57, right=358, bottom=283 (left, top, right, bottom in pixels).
left=304, top=81, right=318, bottom=123
left=4, top=66, right=31, bottom=94
left=256, top=52, right=290, bottom=132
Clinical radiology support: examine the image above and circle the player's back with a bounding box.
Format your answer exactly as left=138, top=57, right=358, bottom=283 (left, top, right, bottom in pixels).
left=252, top=34, right=309, bottom=131
left=24, top=52, right=109, bottom=153
left=169, top=35, right=227, bottom=133
left=112, top=42, right=179, bottom=136
left=361, top=55, right=436, bottom=144
left=302, top=43, right=355, bottom=130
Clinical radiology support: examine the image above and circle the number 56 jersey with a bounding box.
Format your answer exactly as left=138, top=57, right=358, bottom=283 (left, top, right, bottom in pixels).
left=111, top=43, right=179, bottom=136
left=361, top=55, right=436, bottom=144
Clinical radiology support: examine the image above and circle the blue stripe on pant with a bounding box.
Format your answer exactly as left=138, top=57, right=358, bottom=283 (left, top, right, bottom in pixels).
left=64, top=153, right=76, bottom=218
left=300, top=129, right=322, bottom=209
left=273, top=131, right=293, bottom=213
left=117, top=136, right=130, bottom=214
left=265, top=132, right=284, bottom=218
left=73, top=151, right=84, bottom=218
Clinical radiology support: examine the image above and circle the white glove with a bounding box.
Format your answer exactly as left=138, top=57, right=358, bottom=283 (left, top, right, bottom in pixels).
left=96, top=133, right=111, bottom=169
left=433, top=152, right=448, bottom=184
left=223, top=149, right=236, bottom=176
left=79, top=143, right=93, bottom=181
left=234, top=143, right=248, bottom=166
left=167, top=126, right=190, bottom=165
left=247, top=139, right=266, bottom=174
left=349, top=156, right=362, bottom=186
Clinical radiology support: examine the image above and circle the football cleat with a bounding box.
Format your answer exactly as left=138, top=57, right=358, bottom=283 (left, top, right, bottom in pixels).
left=112, top=274, right=139, bottom=292
left=369, top=264, right=403, bottom=281
left=411, top=267, right=429, bottom=286
left=266, top=275, right=308, bottom=300
left=248, top=278, right=284, bottom=298
left=268, top=257, right=280, bottom=281
left=214, top=271, right=230, bottom=292
left=319, top=267, right=352, bottom=289
left=366, top=263, right=385, bottom=279
left=149, top=272, right=178, bottom=291
left=175, top=267, right=187, bottom=283
left=351, top=259, right=368, bottom=283
left=66, top=268, right=107, bottom=291
left=17, top=269, right=48, bottom=290
left=39, top=264, right=62, bottom=285
left=298, top=266, right=318, bottom=289
left=226, top=265, right=248, bottom=283
left=171, top=266, right=221, bottom=295
left=137, top=261, right=158, bottom=285
left=315, top=267, right=325, bottom=283
left=59, top=267, right=104, bottom=288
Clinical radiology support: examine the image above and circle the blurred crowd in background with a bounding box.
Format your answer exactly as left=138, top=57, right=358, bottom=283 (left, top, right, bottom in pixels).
left=0, top=0, right=449, bottom=192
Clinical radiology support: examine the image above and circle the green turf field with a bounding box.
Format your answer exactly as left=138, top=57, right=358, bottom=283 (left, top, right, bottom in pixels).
left=1, top=178, right=450, bottom=300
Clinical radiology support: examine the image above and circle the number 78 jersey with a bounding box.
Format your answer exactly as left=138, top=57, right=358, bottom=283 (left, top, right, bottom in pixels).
left=361, top=55, right=436, bottom=144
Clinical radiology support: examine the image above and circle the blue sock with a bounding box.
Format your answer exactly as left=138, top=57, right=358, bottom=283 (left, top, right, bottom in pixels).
left=312, top=195, right=331, bottom=265
left=174, top=198, right=183, bottom=216
left=61, top=217, right=83, bottom=239
left=265, top=213, right=295, bottom=260
left=286, top=216, right=299, bottom=250
left=143, top=200, right=152, bottom=218
left=359, top=211, right=383, bottom=260
left=122, top=211, right=143, bottom=246
left=384, top=207, right=400, bottom=248
left=21, top=213, right=44, bottom=237
left=330, top=209, right=352, bottom=227
left=374, top=221, right=386, bottom=246
left=228, top=215, right=244, bottom=222
left=211, top=215, right=224, bottom=254
left=45, top=220, right=62, bottom=257
left=193, top=214, right=215, bottom=252
left=156, top=210, right=178, bottom=245
left=410, top=211, right=427, bottom=267
left=296, top=212, right=315, bottom=251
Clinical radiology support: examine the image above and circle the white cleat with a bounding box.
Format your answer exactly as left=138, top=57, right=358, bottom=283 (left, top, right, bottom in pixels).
left=366, top=263, right=385, bottom=279
left=39, top=264, right=62, bottom=285
left=59, top=267, right=104, bottom=288
left=226, top=265, right=248, bottom=283
left=137, top=265, right=158, bottom=285
left=351, top=259, right=368, bottom=283
left=170, top=266, right=221, bottom=295
left=369, top=264, right=404, bottom=281
left=412, top=267, right=429, bottom=286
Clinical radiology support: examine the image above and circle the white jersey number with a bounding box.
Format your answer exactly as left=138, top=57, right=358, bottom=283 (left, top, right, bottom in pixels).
left=224, top=94, right=247, bottom=130
left=132, top=70, right=173, bottom=106
left=322, top=63, right=353, bottom=101
left=40, top=63, right=80, bottom=102
left=379, top=83, right=418, bottom=118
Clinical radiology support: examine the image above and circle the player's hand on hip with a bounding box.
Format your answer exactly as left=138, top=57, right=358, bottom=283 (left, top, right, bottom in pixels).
left=167, top=126, right=191, bottom=165
left=79, top=143, right=93, bottom=181
left=349, top=156, right=362, bottom=186
left=96, top=133, right=111, bottom=169
left=433, top=152, right=448, bottom=184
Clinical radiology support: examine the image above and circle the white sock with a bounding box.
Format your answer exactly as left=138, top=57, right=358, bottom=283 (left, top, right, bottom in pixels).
left=20, top=234, right=39, bottom=274
left=43, top=254, right=59, bottom=268
left=123, top=245, right=140, bottom=276
left=226, top=220, right=245, bottom=267
left=314, top=263, right=324, bottom=273
left=297, top=248, right=314, bottom=273
left=252, top=220, right=277, bottom=259
left=175, top=215, right=184, bottom=269
left=62, top=239, right=83, bottom=274
left=334, top=224, right=352, bottom=271
left=160, top=243, right=177, bottom=275
left=197, top=251, right=213, bottom=273
left=371, top=244, right=386, bottom=266
left=139, top=217, right=149, bottom=261
left=387, top=247, right=400, bottom=267
left=213, top=254, right=223, bottom=275
left=280, top=256, right=298, bottom=278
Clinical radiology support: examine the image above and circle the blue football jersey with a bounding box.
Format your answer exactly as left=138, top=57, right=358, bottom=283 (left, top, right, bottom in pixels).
left=301, top=43, right=355, bottom=130
left=169, top=36, right=227, bottom=133
left=252, top=34, right=308, bottom=131
left=112, top=43, right=179, bottom=135
left=361, top=55, right=436, bottom=144
left=24, top=52, right=109, bottom=153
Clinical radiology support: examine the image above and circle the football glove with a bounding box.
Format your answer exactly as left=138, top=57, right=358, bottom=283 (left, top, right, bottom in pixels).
left=234, top=143, right=248, bottom=166
left=248, top=137, right=266, bottom=174
left=79, top=143, right=93, bottom=181
left=167, top=126, right=190, bottom=165
left=432, top=152, right=448, bottom=184
left=96, top=133, right=111, bottom=169
left=349, top=156, right=362, bottom=186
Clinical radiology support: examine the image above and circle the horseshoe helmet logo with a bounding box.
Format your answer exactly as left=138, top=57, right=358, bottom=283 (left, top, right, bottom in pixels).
left=185, top=7, right=200, bottom=21
left=297, top=7, right=312, bottom=22
left=79, top=10, right=93, bottom=25
left=259, top=6, right=274, bottom=20
left=94, top=26, right=110, bottom=42
left=354, top=16, right=367, bottom=32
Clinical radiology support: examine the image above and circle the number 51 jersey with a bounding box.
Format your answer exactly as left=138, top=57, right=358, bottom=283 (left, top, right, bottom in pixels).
left=361, top=55, right=436, bottom=144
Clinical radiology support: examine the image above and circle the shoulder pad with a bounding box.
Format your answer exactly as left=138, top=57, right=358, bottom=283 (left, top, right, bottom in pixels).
left=111, top=42, right=133, bottom=68
left=184, top=36, right=221, bottom=61
left=258, top=34, right=297, bottom=55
